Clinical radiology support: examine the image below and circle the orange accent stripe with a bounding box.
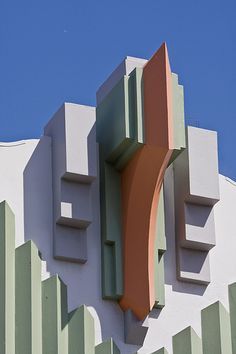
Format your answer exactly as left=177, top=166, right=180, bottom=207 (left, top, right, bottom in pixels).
left=119, top=43, right=173, bottom=320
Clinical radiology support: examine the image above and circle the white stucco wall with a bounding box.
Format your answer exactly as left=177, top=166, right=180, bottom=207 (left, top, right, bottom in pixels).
left=0, top=137, right=236, bottom=353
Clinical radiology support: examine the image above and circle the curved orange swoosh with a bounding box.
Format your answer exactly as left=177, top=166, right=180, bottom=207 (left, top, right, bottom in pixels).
left=119, top=43, right=174, bottom=320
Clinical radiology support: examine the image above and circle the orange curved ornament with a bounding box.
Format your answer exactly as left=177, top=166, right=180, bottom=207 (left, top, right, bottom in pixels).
left=119, top=43, right=174, bottom=320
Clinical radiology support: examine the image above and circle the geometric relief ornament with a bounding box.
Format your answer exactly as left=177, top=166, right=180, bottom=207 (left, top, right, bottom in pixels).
left=97, top=42, right=186, bottom=337
left=173, top=126, right=220, bottom=284
left=44, top=103, right=97, bottom=263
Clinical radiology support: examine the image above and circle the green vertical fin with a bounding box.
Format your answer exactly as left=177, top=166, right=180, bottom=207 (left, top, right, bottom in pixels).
left=169, top=73, right=186, bottom=164
left=228, top=283, right=236, bottom=353
left=115, top=67, right=144, bottom=170
left=42, top=275, right=68, bottom=354
left=95, top=338, right=120, bottom=354
left=100, top=157, right=123, bottom=299
left=0, top=201, right=15, bottom=354
left=154, top=186, right=166, bottom=308
left=97, top=68, right=145, bottom=301
left=173, top=326, right=202, bottom=354
left=15, top=240, right=42, bottom=354
left=201, top=301, right=232, bottom=354
left=68, top=305, right=95, bottom=354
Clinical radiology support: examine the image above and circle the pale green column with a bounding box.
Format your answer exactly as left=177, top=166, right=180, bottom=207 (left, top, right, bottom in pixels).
left=170, top=73, right=186, bottom=163
left=15, top=241, right=42, bottom=354
left=228, top=283, right=236, bottom=353
left=95, top=338, right=120, bottom=354
left=154, top=253, right=165, bottom=308
left=0, top=201, right=15, bottom=354
left=155, top=186, right=166, bottom=308
left=68, top=305, right=95, bottom=354
left=201, top=301, right=232, bottom=354
left=173, top=326, right=202, bottom=354
left=42, top=275, right=68, bottom=354
left=101, top=159, right=123, bottom=300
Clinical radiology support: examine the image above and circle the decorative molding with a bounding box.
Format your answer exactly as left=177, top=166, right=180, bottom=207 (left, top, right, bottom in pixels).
left=97, top=66, right=145, bottom=302
left=44, top=103, right=97, bottom=263
left=97, top=44, right=186, bottom=347
left=173, top=126, right=220, bottom=284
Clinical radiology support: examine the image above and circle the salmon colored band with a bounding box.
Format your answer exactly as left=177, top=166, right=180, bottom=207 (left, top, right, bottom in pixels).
left=119, top=43, right=174, bottom=320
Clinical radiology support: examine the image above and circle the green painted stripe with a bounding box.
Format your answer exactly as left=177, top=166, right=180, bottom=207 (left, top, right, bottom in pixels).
left=228, top=283, right=236, bottom=353
left=96, top=76, right=131, bottom=163
left=115, top=67, right=144, bottom=170
left=15, top=241, right=42, bottom=354
left=68, top=305, right=95, bottom=354
left=100, top=156, right=123, bottom=299
left=128, top=68, right=144, bottom=144
left=95, top=338, right=120, bottom=354
left=0, top=201, right=15, bottom=354
left=154, top=186, right=166, bottom=308
left=154, top=253, right=165, bottom=308
left=97, top=67, right=146, bottom=301
left=172, top=73, right=186, bottom=150
left=42, top=275, right=68, bottom=354
left=201, top=301, right=232, bottom=354
left=169, top=73, right=186, bottom=165
left=173, top=326, right=202, bottom=354
left=155, top=186, right=166, bottom=254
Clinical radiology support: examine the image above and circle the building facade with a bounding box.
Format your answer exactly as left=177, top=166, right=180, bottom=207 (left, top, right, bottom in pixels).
left=0, top=43, right=236, bottom=354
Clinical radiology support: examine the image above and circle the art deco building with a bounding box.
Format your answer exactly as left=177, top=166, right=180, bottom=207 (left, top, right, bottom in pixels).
left=0, top=43, right=235, bottom=354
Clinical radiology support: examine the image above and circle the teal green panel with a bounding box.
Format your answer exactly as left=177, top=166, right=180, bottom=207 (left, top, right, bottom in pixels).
left=42, top=275, right=68, bottom=354
left=98, top=68, right=145, bottom=301
left=0, top=201, right=15, bottom=354
left=96, top=76, right=131, bottom=162
left=154, top=253, right=165, bottom=308
left=115, top=67, right=144, bottom=170
left=173, top=326, right=202, bottom=354
left=102, top=160, right=122, bottom=244
left=155, top=186, right=166, bottom=253
left=154, top=186, right=166, bottom=308
left=172, top=73, right=186, bottom=150
left=228, top=283, right=236, bottom=353
left=95, top=338, right=120, bottom=354
left=201, top=301, right=232, bottom=354
left=100, top=157, right=123, bottom=299
left=129, top=67, right=144, bottom=144
left=68, top=305, right=95, bottom=354
left=169, top=73, right=186, bottom=165
left=15, top=241, right=42, bottom=354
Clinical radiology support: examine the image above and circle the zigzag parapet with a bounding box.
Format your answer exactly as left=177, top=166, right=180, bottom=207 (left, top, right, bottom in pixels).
left=0, top=200, right=119, bottom=354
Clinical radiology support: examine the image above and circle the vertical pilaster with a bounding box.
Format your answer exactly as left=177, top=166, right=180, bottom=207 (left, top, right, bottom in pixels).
left=68, top=305, right=95, bottom=354
left=0, top=201, right=15, bottom=354
left=42, top=275, right=68, bottom=354
left=201, top=301, right=232, bottom=354
left=15, top=240, right=42, bottom=354
left=173, top=327, right=202, bottom=354
left=228, top=283, right=236, bottom=353
left=95, top=338, right=120, bottom=354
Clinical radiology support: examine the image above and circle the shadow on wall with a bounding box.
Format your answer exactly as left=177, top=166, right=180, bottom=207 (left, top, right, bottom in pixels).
left=163, top=165, right=207, bottom=297
left=23, top=136, right=53, bottom=265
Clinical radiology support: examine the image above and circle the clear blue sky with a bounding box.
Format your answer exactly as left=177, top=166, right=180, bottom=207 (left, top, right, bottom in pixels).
left=1, top=0, right=235, bottom=179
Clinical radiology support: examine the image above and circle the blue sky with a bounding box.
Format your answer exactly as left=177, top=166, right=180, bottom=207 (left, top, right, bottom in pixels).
left=1, top=0, right=235, bottom=179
